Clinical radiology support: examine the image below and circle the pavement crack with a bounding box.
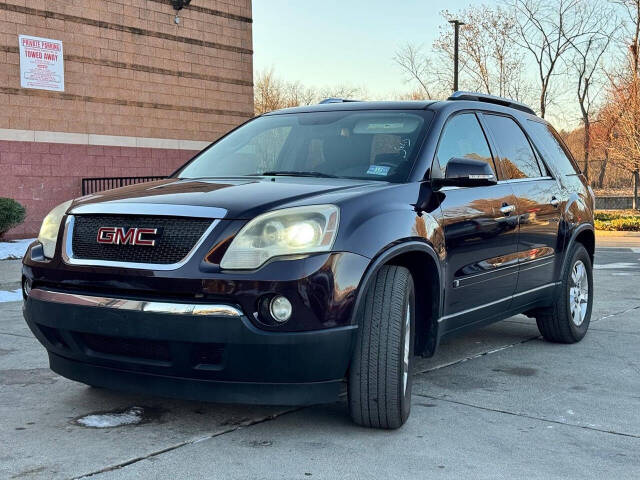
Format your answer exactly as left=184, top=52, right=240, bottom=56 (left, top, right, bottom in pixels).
left=415, top=393, right=640, bottom=439
left=69, top=407, right=303, bottom=480
left=594, top=304, right=640, bottom=323
left=589, top=327, right=640, bottom=337
left=413, top=335, right=541, bottom=376
left=335, top=339, right=541, bottom=399
left=0, top=331, right=31, bottom=338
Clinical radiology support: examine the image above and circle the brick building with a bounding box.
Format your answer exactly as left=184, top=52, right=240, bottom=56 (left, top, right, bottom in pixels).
left=0, top=0, right=253, bottom=238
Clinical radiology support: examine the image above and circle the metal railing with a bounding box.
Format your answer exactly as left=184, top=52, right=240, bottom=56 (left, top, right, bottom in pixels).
left=81, top=176, right=167, bottom=195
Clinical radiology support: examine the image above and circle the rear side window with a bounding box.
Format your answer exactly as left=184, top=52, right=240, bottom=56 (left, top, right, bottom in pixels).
left=483, top=114, right=542, bottom=179
left=436, top=113, right=496, bottom=174
left=526, top=120, right=581, bottom=176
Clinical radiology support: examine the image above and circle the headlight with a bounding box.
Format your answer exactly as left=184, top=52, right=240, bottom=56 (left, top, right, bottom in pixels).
left=220, top=205, right=339, bottom=270
left=38, top=200, right=72, bottom=259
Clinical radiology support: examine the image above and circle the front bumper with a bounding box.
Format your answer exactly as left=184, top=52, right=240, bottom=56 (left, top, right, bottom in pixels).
left=23, top=288, right=356, bottom=405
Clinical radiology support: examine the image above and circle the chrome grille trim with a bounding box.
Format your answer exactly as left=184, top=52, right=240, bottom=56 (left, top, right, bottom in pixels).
left=62, top=215, right=221, bottom=270
left=29, top=288, right=243, bottom=317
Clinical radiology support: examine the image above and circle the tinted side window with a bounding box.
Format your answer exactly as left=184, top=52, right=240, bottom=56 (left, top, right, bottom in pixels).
left=436, top=113, right=495, bottom=174
left=483, top=115, right=542, bottom=179
left=527, top=120, right=580, bottom=176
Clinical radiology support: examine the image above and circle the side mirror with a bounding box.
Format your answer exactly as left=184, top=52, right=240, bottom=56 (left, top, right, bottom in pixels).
left=434, top=158, right=497, bottom=188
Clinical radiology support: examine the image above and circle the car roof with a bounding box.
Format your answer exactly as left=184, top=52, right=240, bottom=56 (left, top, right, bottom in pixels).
left=265, top=100, right=437, bottom=115
left=264, top=93, right=539, bottom=119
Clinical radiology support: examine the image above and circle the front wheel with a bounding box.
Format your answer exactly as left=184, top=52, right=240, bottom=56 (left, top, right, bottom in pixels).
left=535, top=243, right=593, bottom=343
left=348, top=265, right=415, bottom=429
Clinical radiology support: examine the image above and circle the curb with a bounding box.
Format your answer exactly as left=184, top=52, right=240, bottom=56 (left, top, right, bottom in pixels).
left=595, top=231, right=640, bottom=237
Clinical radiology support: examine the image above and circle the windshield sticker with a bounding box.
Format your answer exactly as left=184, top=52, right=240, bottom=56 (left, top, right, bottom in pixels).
left=367, top=165, right=391, bottom=176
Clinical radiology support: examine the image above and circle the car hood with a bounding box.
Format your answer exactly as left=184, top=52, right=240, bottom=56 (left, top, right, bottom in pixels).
left=70, top=177, right=388, bottom=219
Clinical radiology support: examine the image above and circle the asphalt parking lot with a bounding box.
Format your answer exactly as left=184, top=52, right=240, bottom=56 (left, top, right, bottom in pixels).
left=1, top=240, right=639, bottom=480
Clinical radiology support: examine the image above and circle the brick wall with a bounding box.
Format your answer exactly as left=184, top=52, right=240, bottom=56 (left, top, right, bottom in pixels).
left=0, top=0, right=253, bottom=239
left=0, top=139, right=197, bottom=238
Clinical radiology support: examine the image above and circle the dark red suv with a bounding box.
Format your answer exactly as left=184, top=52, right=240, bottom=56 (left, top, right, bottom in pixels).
left=22, top=92, right=595, bottom=429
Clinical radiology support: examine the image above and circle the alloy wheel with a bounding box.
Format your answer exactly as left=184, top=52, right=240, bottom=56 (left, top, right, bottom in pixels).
left=402, top=302, right=411, bottom=394
left=569, top=260, right=589, bottom=326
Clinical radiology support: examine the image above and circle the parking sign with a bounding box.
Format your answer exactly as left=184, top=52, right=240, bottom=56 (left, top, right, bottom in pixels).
left=18, top=34, right=65, bottom=92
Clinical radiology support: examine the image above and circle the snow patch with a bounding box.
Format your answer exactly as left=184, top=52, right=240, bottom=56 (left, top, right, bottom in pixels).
left=0, top=289, right=22, bottom=303
left=0, top=238, right=34, bottom=260
left=76, top=407, right=145, bottom=428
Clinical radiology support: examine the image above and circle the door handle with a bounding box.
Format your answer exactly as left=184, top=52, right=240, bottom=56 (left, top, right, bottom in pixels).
left=500, top=204, right=516, bottom=215
left=550, top=197, right=560, bottom=208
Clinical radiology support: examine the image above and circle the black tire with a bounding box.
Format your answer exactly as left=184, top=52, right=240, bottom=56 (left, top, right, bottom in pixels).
left=535, top=243, right=593, bottom=343
left=348, top=265, right=415, bottom=429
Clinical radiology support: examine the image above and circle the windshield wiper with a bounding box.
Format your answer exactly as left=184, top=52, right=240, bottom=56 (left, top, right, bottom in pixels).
left=250, top=171, right=339, bottom=178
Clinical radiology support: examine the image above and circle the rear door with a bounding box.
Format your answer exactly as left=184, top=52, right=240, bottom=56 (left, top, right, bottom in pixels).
left=436, top=112, right=520, bottom=332
left=480, top=113, right=562, bottom=307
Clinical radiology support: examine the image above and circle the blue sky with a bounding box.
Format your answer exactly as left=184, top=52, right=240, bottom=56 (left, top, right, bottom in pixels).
left=253, top=0, right=494, bottom=97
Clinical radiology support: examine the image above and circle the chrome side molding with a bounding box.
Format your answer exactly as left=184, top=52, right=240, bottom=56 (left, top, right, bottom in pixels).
left=28, top=288, right=243, bottom=317
left=438, top=282, right=559, bottom=322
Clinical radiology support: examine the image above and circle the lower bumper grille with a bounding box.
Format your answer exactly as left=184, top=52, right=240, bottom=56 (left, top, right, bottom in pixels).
left=191, top=343, right=226, bottom=367
left=77, top=332, right=171, bottom=362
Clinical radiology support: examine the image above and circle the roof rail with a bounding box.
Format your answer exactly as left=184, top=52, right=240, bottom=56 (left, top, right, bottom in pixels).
left=318, top=98, right=362, bottom=104
left=448, top=91, right=536, bottom=116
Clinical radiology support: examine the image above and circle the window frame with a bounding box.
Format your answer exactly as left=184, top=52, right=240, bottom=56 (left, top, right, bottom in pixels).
left=477, top=111, right=555, bottom=183
left=525, top=118, right=582, bottom=177
left=433, top=110, right=501, bottom=181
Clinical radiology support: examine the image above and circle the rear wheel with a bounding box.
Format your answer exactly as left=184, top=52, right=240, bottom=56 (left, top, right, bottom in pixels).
left=348, top=265, right=415, bottom=429
left=535, top=243, right=593, bottom=343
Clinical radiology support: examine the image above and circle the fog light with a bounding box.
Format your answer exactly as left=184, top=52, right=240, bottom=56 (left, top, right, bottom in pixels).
left=269, top=295, right=292, bottom=323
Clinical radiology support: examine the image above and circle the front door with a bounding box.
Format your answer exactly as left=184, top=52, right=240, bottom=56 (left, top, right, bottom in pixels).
left=435, top=113, right=519, bottom=333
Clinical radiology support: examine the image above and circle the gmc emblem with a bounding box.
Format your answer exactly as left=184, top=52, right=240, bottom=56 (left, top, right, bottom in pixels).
left=97, top=227, right=158, bottom=246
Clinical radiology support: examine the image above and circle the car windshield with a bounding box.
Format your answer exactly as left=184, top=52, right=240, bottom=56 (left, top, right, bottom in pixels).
left=176, top=110, right=433, bottom=182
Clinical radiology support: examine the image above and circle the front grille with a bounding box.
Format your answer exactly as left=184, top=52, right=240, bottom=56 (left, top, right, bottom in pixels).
left=71, top=215, right=212, bottom=264
left=77, top=332, right=171, bottom=362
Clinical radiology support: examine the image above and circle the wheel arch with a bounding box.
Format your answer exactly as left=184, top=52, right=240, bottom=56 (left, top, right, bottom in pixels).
left=573, top=225, right=595, bottom=262
left=351, top=241, right=443, bottom=357
left=565, top=223, right=595, bottom=265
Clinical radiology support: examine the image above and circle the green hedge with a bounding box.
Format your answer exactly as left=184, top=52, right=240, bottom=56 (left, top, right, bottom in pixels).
left=594, top=211, right=640, bottom=231
left=0, top=198, right=26, bottom=238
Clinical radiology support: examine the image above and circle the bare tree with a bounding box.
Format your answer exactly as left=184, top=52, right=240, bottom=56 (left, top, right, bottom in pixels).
left=434, top=6, right=530, bottom=100
left=317, top=84, right=365, bottom=101
left=394, top=7, right=532, bottom=101
left=393, top=44, right=444, bottom=98
left=254, top=68, right=364, bottom=115
left=608, top=0, right=640, bottom=205
left=397, top=89, right=431, bottom=100
left=284, top=81, right=316, bottom=107
left=613, top=0, right=640, bottom=71
left=592, top=102, right=621, bottom=188
left=604, top=79, right=640, bottom=206
left=509, top=0, right=604, bottom=118
left=568, top=4, right=617, bottom=181
left=254, top=68, right=287, bottom=115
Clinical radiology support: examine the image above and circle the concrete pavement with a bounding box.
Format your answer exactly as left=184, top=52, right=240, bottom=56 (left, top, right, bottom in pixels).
left=1, top=240, right=639, bottom=479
